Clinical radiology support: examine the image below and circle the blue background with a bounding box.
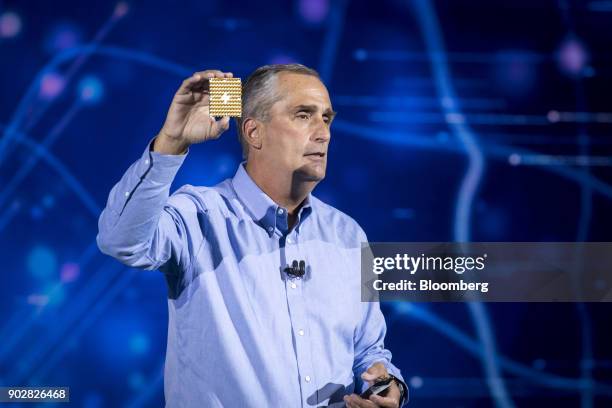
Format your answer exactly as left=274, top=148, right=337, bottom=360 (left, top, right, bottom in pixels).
left=1, top=0, right=612, bottom=406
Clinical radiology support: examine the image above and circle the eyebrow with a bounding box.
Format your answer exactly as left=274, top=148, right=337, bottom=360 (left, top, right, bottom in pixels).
left=293, top=104, right=337, bottom=119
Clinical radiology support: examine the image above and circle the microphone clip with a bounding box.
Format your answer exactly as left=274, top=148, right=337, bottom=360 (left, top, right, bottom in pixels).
left=284, top=260, right=306, bottom=278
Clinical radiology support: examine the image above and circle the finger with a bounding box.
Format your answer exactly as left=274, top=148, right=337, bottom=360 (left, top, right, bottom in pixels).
left=176, top=74, right=205, bottom=95
left=193, top=69, right=224, bottom=79
left=366, top=362, right=386, bottom=374
left=361, top=371, right=383, bottom=383
left=369, top=383, right=401, bottom=408
left=177, top=70, right=225, bottom=95
left=224, top=72, right=234, bottom=78
left=210, top=116, right=230, bottom=137
left=345, top=394, right=378, bottom=408
left=371, top=362, right=387, bottom=373
left=218, top=116, right=230, bottom=126
left=192, top=69, right=225, bottom=80
left=369, top=394, right=399, bottom=408
left=362, top=363, right=388, bottom=381
left=176, top=78, right=207, bottom=98
left=361, top=371, right=379, bottom=381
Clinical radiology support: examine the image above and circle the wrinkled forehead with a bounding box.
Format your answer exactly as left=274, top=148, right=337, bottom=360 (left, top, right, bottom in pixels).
left=274, top=72, right=332, bottom=109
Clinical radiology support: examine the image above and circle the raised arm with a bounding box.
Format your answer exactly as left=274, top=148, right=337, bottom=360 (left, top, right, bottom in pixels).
left=96, top=69, right=233, bottom=271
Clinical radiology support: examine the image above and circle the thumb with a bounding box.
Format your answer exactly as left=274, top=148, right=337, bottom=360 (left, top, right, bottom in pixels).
left=361, top=363, right=387, bottom=383
left=211, top=116, right=230, bottom=137
left=361, top=371, right=378, bottom=382
left=220, top=116, right=231, bottom=129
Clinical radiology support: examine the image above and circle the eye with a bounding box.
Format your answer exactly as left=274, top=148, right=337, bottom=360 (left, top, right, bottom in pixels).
left=297, top=112, right=311, bottom=120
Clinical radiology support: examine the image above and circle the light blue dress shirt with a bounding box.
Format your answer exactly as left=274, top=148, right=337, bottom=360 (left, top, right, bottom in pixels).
left=97, top=144, right=407, bottom=407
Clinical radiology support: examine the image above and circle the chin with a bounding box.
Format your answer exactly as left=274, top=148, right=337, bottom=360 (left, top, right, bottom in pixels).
left=295, top=164, right=326, bottom=182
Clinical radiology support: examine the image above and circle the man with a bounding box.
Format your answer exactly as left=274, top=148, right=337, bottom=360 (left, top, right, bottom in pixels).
left=97, top=64, right=408, bottom=407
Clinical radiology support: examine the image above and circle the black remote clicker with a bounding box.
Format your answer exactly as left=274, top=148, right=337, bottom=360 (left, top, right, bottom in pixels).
left=360, top=377, right=394, bottom=399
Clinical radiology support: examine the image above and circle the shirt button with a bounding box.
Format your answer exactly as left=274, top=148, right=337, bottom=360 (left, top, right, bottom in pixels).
left=124, top=191, right=130, bottom=197
left=144, top=159, right=149, bottom=165
left=298, top=329, right=304, bottom=336
left=277, top=208, right=284, bottom=215
left=290, top=282, right=297, bottom=289
left=267, top=226, right=274, bottom=233
left=287, top=237, right=293, bottom=244
left=305, top=376, right=311, bottom=383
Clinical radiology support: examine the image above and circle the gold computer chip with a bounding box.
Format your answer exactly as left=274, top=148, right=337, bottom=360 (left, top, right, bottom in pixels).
left=208, top=78, right=242, bottom=117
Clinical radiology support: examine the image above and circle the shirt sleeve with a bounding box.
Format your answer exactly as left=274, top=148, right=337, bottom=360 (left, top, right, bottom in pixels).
left=352, top=301, right=409, bottom=406
left=352, top=227, right=409, bottom=406
left=96, top=141, right=193, bottom=273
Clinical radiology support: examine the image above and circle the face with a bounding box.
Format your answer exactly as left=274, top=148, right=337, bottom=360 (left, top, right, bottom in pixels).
left=257, top=72, right=336, bottom=182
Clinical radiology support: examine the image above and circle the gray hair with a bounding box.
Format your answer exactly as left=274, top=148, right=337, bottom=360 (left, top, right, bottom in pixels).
left=234, top=64, right=321, bottom=159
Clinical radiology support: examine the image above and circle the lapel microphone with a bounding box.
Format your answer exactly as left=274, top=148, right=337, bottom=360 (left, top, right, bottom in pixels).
left=284, top=260, right=306, bottom=278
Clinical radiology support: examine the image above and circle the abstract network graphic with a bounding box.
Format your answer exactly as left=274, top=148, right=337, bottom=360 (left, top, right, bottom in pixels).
left=1, top=0, right=611, bottom=406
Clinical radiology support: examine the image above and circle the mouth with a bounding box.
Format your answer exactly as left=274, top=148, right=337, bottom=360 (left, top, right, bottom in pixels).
left=304, top=152, right=326, bottom=158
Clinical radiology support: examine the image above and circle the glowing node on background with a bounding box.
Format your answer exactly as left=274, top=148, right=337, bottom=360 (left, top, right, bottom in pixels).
left=30, top=205, right=44, bottom=219
left=27, top=294, right=50, bottom=307
left=298, top=0, right=329, bottom=23
left=547, top=110, right=560, bottom=123
left=557, top=37, right=589, bottom=77
left=445, top=112, right=465, bottom=124
left=113, top=2, right=130, bottom=18
left=392, top=302, right=413, bottom=315
left=223, top=19, right=238, bottom=31
left=42, top=194, right=55, bottom=208
left=60, top=262, right=80, bottom=283
left=354, top=49, right=368, bottom=61
left=409, top=376, right=424, bottom=389
left=129, top=333, right=150, bottom=355
left=45, top=22, right=82, bottom=53
left=508, top=154, right=521, bottom=166
left=27, top=245, right=58, bottom=280
left=440, top=96, right=455, bottom=110
left=78, top=76, right=105, bottom=104
left=0, top=11, right=22, bottom=38
left=39, top=72, right=66, bottom=100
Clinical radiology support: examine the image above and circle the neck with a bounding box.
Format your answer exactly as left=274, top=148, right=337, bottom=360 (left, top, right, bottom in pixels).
left=245, top=160, right=316, bottom=216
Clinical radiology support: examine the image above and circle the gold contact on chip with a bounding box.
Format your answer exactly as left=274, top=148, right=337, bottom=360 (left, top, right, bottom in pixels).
left=208, top=77, right=242, bottom=117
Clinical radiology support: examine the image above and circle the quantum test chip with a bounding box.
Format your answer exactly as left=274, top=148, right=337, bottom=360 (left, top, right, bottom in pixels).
left=208, top=77, right=242, bottom=117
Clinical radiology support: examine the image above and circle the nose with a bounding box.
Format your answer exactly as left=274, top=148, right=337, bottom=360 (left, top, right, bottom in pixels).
left=312, top=117, right=331, bottom=143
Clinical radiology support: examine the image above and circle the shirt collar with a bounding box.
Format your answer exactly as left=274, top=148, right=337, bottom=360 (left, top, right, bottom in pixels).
left=231, top=162, right=313, bottom=236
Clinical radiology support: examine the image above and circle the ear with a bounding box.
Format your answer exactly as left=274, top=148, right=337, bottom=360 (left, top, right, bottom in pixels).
left=243, top=118, right=263, bottom=151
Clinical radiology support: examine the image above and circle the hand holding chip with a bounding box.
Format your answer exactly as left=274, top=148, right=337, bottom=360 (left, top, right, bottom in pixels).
left=154, top=70, right=241, bottom=154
